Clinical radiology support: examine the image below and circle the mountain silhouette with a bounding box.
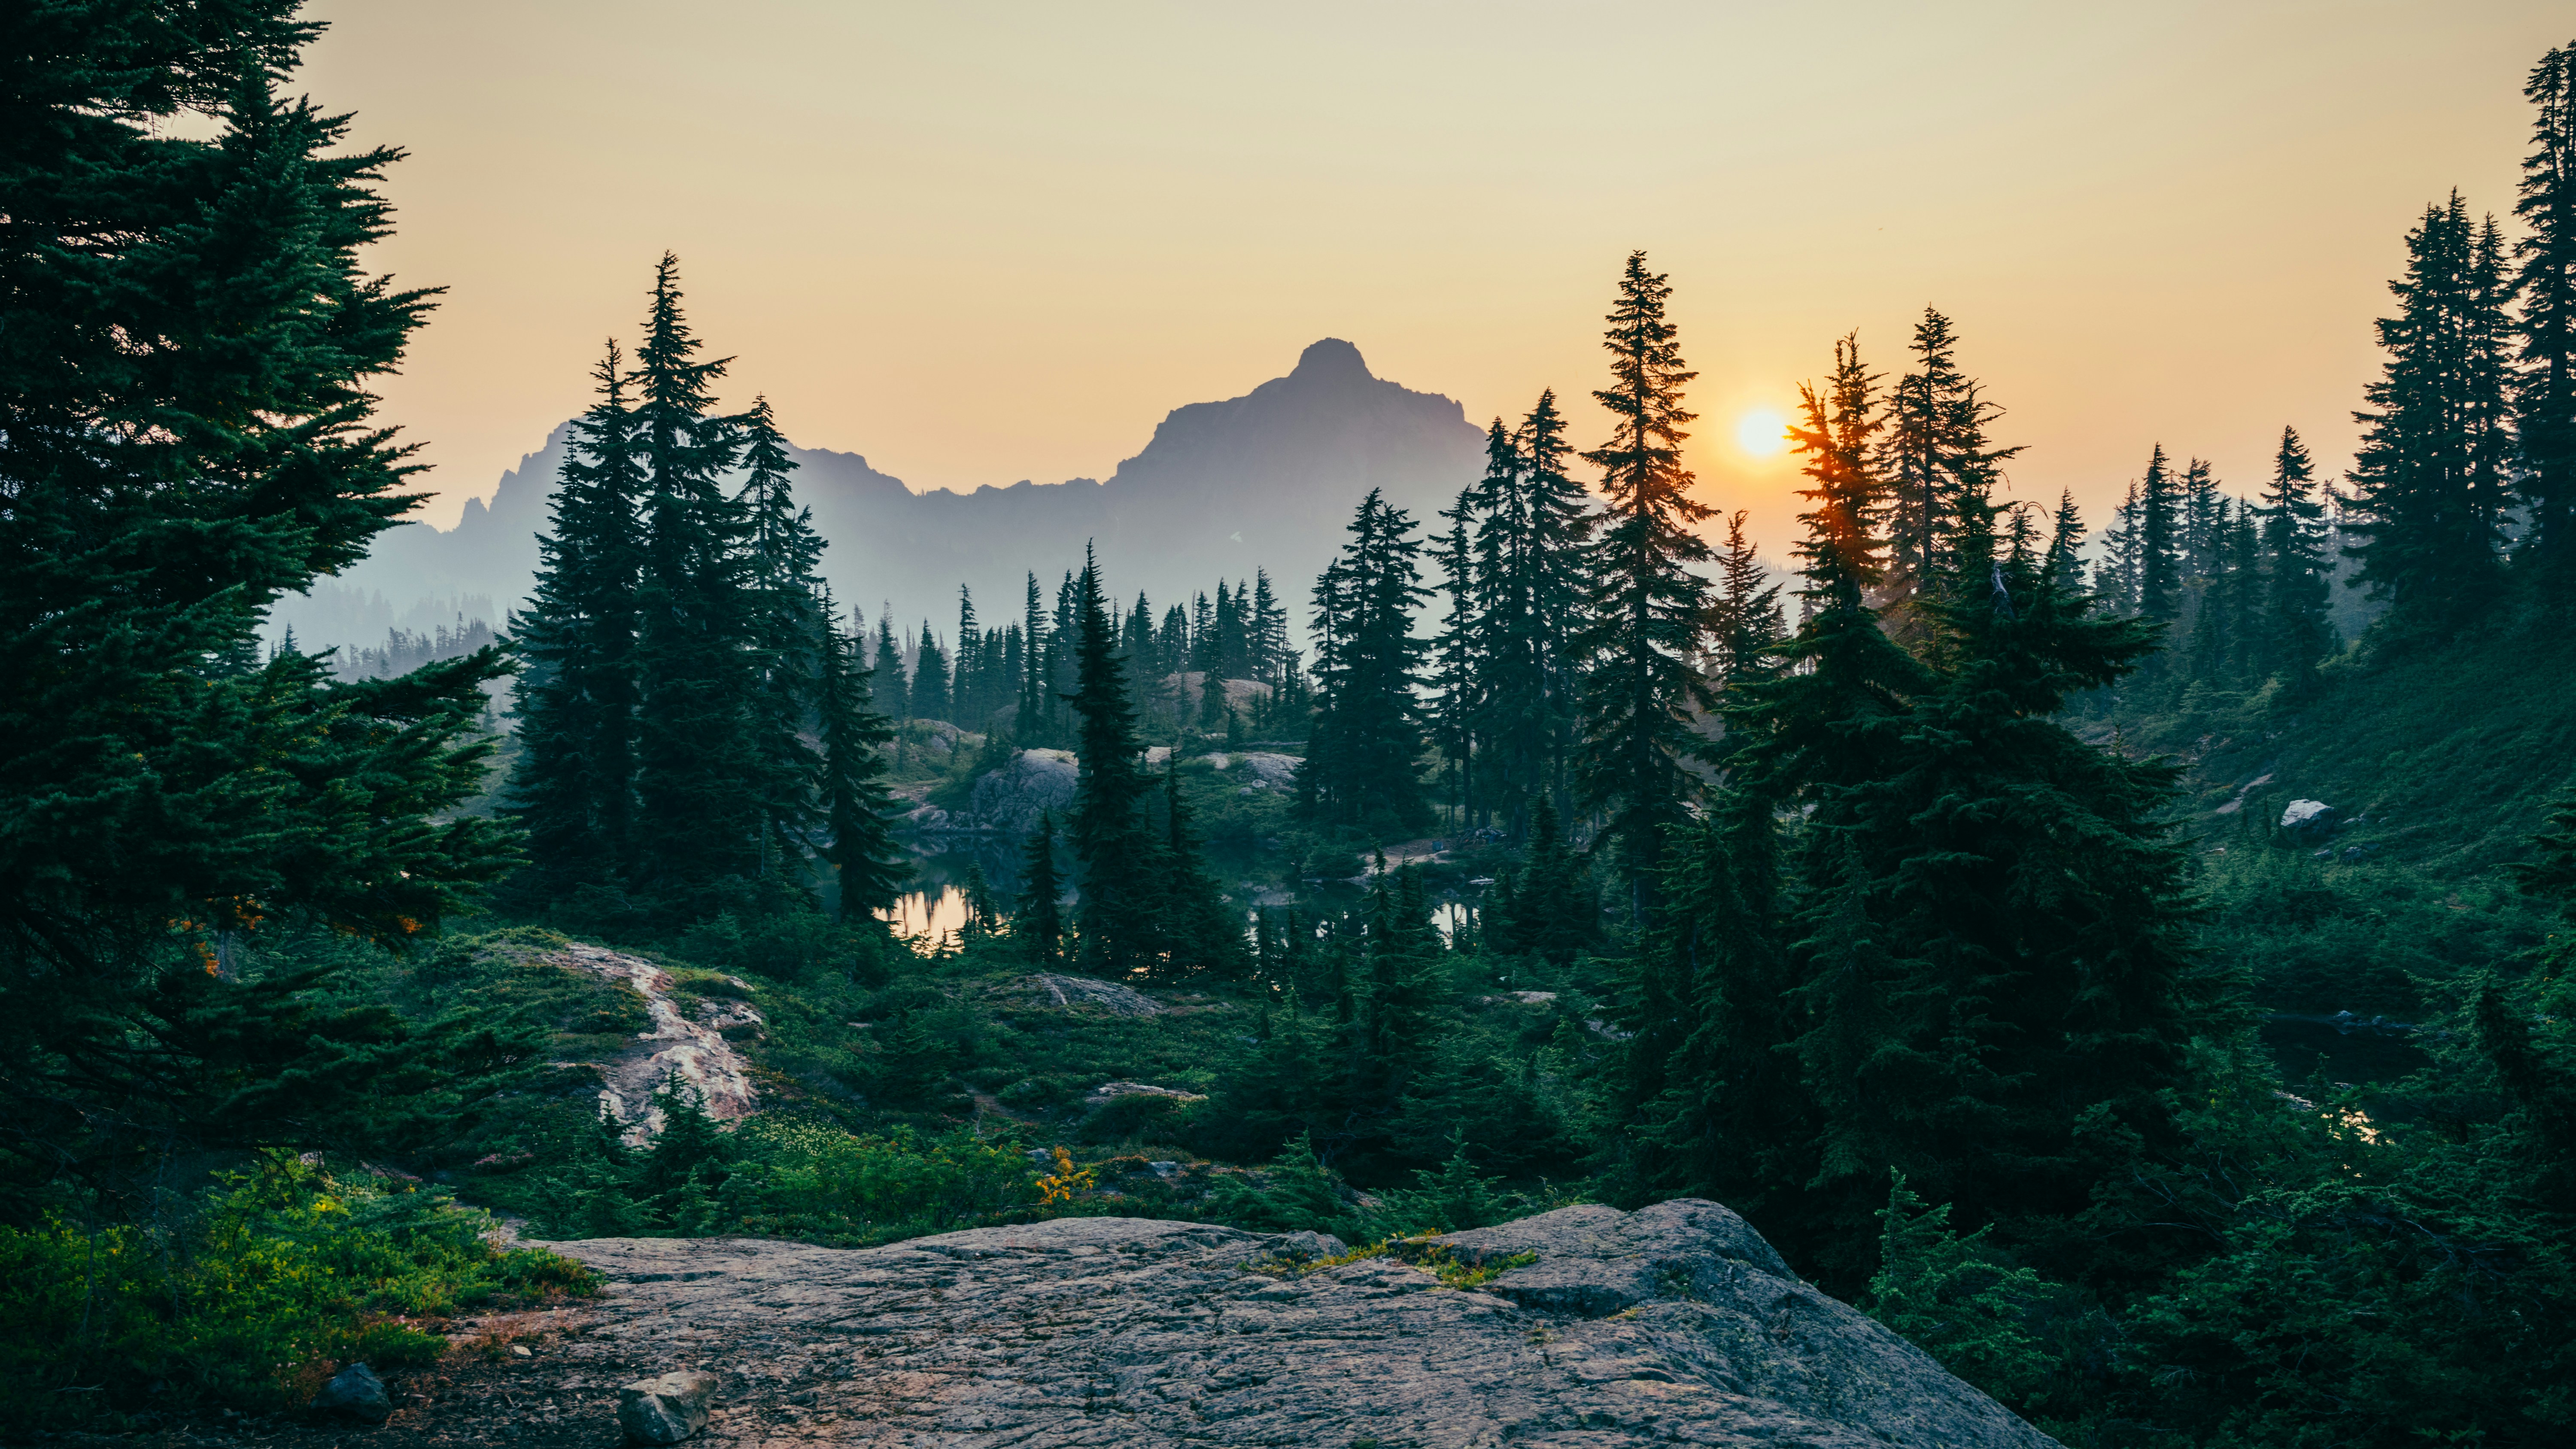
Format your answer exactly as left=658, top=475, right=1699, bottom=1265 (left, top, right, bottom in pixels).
left=276, top=338, right=1484, bottom=651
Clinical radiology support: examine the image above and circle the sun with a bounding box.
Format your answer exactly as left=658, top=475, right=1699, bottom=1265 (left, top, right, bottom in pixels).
left=1735, top=407, right=1789, bottom=458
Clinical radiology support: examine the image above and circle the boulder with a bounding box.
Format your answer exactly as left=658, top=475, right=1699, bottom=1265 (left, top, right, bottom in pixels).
left=1226, top=750, right=1300, bottom=790
left=618, top=1370, right=719, bottom=1444
left=534, top=1204, right=2057, bottom=1448
left=960, top=748, right=1077, bottom=835
left=310, top=1361, right=391, bottom=1424
left=2280, top=798, right=2335, bottom=830
left=1082, top=1080, right=1208, bottom=1108
left=1029, top=972, right=1164, bottom=1017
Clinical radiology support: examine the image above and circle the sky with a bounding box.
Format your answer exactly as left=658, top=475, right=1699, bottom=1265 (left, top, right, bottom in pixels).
left=303, top=1, right=2570, bottom=559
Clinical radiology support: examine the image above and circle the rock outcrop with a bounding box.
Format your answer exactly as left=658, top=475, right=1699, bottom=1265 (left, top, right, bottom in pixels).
left=556, top=943, right=762, bottom=1144
left=520, top=1202, right=2054, bottom=1447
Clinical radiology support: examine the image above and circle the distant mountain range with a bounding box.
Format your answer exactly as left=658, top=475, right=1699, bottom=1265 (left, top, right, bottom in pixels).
left=274, top=338, right=1485, bottom=654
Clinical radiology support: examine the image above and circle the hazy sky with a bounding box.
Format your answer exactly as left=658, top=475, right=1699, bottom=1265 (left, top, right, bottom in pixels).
left=306, top=1, right=2570, bottom=559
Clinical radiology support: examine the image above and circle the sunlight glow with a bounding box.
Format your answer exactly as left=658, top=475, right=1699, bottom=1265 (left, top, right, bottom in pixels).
left=1735, top=407, right=1789, bottom=458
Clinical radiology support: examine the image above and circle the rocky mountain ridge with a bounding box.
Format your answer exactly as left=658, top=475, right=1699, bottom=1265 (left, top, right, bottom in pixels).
left=276, top=340, right=1484, bottom=656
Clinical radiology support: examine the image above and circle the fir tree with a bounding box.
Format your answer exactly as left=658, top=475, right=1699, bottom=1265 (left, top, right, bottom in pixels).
left=1875, top=309, right=2024, bottom=626
left=1018, top=811, right=1065, bottom=963
left=911, top=625, right=951, bottom=724
left=2134, top=443, right=2183, bottom=622
left=1430, top=488, right=1482, bottom=826
left=1576, top=252, right=1716, bottom=919
left=2345, top=192, right=2520, bottom=623
left=2519, top=43, right=2576, bottom=579
left=736, top=394, right=827, bottom=879
left=1249, top=569, right=1290, bottom=685
left=815, top=588, right=902, bottom=920
left=1302, top=489, right=1433, bottom=829
left=1709, top=509, right=1786, bottom=693
left=953, top=586, right=981, bottom=728
left=1016, top=571, right=1051, bottom=743
left=1065, top=550, right=1158, bottom=973
left=2257, top=426, right=2335, bottom=682
left=1147, top=758, right=1245, bottom=978
left=873, top=609, right=910, bottom=721
left=1470, top=391, right=1597, bottom=836
left=630, top=253, right=758, bottom=897
left=1, top=4, right=517, bottom=1192
left=1486, top=797, right=1598, bottom=966
left=510, top=339, right=644, bottom=889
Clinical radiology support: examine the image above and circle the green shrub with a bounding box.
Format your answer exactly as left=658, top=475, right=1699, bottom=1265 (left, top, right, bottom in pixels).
left=727, top=1120, right=1042, bottom=1245
left=0, top=1153, right=594, bottom=1428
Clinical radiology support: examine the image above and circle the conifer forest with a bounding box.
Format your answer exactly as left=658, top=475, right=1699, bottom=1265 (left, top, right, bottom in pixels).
left=10, top=6, right=2576, bottom=1446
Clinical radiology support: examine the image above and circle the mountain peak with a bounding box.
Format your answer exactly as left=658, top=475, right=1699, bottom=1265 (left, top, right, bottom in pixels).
left=1292, top=337, right=1372, bottom=380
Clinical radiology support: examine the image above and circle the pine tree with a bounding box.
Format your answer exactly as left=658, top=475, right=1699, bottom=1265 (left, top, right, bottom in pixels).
left=1147, top=759, right=1245, bottom=979
left=1486, top=797, right=1597, bottom=965
left=815, top=587, right=902, bottom=920
left=2519, top=42, right=2576, bottom=579
left=2257, top=426, right=2335, bottom=682
left=737, top=395, right=828, bottom=880
left=1018, top=811, right=1064, bottom=963
left=1302, top=489, right=1433, bottom=829
left=1577, top=252, right=1715, bottom=917
left=1430, top=488, right=1481, bottom=826
left=2097, top=479, right=2142, bottom=614
left=2134, top=443, right=2183, bottom=622
left=1066, top=550, right=1157, bottom=973
left=1874, top=309, right=2024, bottom=625
left=1016, top=571, right=1051, bottom=742
left=1469, top=391, right=1597, bottom=836
left=1709, top=509, right=1786, bottom=693
left=1724, top=365, right=2195, bottom=1280
left=873, top=609, right=910, bottom=721
left=2346, top=192, right=2520, bottom=623
left=1249, top=569, right=1290, bottom=685
left=911, top=625, right=951, bottom=724
left=953, top=586, right=981, bottom=729
left=510, top=339, right=644, bottom=889
left=2, top=5, right=518, bottom=1189
left=630, top=253, right=759, bottom=898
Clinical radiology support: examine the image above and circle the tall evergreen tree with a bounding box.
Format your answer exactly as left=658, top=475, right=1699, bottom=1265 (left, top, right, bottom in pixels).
left=1, top=2, right=518, bottom=1194
left=1430, top=488, right=1481, bottom=826
left=1016, top=571, right=1051, bottom=742
left=2345, top=192, right=2521, bottom=623
left=1301, top=489, right=1432, bottom=829
left=1576, top=252, right=1714, bottom=917
left=2134, top=443, right=2183, bottom=622
left=1018, top=811, right=1064, bottom=964
left=2519, top=42, right=2576, bottom=579
left=954, top=586, right=981, bottom=728
left=1249, top=569, right=1290, bottom=685
left=1708, top=509, right=1786, bottom=693
left=814, top=588, right=902, bottom=920
left=872, top=608, right=909, bottom=722
left=911, top=625, right=951, bottom=724
left=2257, top=426, right=2335, bottom=682
left=737, top=394, right=827, bottom=878
left=1065, top=550, right=1157, bottom=973
left=1875, top=309, right=2024, bottom=626
left=510, top=340, right=644, bottom=887
left=629, top=253, right=757, bottom=897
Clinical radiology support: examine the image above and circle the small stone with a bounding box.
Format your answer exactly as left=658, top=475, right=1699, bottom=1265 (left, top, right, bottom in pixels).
left=1272, top=1228, right=1348, bottom=1261
left=510, top=1343, right=532, bottom=1357
left=619, top=1370, right=719, bottom=1444
left=310, top=1362, right=391, bottom=1424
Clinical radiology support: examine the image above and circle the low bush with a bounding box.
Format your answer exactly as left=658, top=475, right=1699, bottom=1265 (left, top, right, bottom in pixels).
left=0, top=1153, right=593, bottom=1429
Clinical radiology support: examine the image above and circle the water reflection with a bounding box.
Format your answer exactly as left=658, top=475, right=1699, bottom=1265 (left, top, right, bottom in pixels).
left=880, top=884, right=971, bottom=941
